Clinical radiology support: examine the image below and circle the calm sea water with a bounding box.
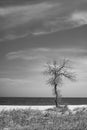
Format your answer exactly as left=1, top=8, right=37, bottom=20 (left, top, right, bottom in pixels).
left=0, top=97, right=87, bottom=105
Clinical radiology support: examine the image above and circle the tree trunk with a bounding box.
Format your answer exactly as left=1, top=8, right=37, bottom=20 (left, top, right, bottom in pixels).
left=54, top=84, right=59, bottom=107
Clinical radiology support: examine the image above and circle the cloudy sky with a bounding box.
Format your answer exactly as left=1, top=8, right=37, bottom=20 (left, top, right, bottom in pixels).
left=0, top=0, right=87, bottom=97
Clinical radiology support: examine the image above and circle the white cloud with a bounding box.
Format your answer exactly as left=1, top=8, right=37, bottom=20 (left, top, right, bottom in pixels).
left=1, top=2, right=60, bottom=40
left=0, top=78, right=32, bottom=87
left=0, top=3, right=53, bottom=16
left=68, top=11, right=87, bottom=27
left=6, top=48, right=47, bottom=60
left=6, top=48, right=87, bottom=61
left=32, top=48, right=50, bottom=52
left=3, top=33, right=29, bottom=40
left=1, top=1, right=87, bottom=39
left=6, top=51, right=38, bottom=60
left=32, top=31, right=50, bottom=35
left=2, top=2, right=55, bottom=29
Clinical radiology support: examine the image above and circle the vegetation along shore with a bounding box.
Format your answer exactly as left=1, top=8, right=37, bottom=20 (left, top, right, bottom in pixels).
left=1, top=105, right=87, bottom=130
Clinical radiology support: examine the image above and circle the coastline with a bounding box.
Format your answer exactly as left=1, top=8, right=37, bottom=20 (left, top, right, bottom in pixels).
left=0, top=105, right=87, bottom=111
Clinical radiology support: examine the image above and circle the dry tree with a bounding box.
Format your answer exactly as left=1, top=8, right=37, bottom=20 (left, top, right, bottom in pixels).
left=43, top=59, right=76, bottom=107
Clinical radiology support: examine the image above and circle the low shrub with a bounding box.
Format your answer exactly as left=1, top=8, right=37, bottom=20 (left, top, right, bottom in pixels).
left=0, top=107, right=87, bottom=130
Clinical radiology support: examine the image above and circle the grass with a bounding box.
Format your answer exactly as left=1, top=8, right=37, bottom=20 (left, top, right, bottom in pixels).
left=0, top=106, right=87, bottom=130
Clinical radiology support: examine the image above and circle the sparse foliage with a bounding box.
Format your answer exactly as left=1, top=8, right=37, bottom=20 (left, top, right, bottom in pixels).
left=43, top=59, right=76, bottom=107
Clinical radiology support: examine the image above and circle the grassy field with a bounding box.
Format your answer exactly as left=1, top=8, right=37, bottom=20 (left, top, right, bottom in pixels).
left=0, top=106, right=87, bottom=130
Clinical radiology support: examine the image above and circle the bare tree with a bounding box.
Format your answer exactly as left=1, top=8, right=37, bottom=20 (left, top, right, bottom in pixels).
left=43, top=59, right=76, bottom=107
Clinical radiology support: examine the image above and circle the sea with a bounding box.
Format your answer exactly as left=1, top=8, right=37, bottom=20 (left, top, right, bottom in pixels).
left=0, top=97, right=87, bottom=105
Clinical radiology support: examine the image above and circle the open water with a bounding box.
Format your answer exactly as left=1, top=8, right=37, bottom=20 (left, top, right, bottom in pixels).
left=0, top=97, right=87, bottom=105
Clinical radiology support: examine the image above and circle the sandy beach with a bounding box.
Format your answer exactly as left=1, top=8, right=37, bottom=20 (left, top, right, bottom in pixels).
left=0, top=105, right=87, bottom=112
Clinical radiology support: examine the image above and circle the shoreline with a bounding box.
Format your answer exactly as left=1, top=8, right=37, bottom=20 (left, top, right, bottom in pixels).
left=0, top=105, right=87, bottom=111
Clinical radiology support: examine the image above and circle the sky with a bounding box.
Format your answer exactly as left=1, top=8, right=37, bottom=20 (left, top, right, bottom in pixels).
left=0, top=0, right=87, bottom=97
